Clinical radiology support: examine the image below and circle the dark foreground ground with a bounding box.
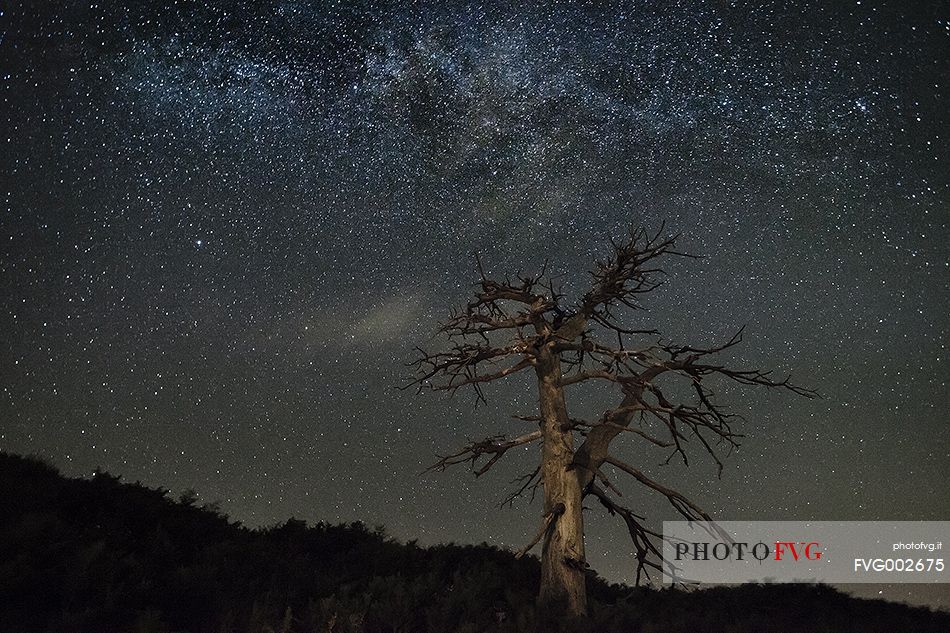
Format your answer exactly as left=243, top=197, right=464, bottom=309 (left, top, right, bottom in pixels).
left=1, top=451, right=947, bottom=633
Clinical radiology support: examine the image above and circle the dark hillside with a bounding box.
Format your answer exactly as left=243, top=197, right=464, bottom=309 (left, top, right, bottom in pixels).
left=1, top=452, right=946, bottom=633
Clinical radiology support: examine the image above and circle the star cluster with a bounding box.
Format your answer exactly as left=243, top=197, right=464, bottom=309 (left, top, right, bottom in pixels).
left=1, top=0, right=947, bottom=608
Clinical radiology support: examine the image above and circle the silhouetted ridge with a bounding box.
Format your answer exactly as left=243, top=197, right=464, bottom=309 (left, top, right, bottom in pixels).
left=0, top=452, right=946, bottom=632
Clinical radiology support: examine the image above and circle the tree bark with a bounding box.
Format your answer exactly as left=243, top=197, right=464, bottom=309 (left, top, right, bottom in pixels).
left=572, top=391, right=641, bottom=491
left=535, top=346, right=587, bottom=615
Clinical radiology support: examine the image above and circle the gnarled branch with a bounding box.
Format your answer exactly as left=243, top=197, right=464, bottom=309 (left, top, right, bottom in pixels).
left=515, top=503, right=565, bottom=559
left=502, top=465, right=543, bottom=508
left=425, top=430, right=542, bottom=477
left=604, top=454, right=713, bottom=524
left=586, top=483, right=665, bottom=585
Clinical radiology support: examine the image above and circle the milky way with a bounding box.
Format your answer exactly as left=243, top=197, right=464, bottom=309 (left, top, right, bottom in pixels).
left=1, top=1, right=947, bottom=608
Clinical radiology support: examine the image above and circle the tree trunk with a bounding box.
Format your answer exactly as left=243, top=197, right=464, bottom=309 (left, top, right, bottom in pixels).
left=535, top=347, right=587, bottom=616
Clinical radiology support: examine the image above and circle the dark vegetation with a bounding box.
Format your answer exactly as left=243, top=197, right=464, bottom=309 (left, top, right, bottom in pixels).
left=1, top=452, right=946, bottom=633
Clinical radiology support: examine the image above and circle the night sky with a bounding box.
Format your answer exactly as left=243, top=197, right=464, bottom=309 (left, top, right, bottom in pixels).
left=2, top=0, right=948, bottom=609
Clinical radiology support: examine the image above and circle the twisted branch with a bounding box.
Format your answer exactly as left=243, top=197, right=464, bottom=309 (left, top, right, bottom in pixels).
left=425, top=431, right=542, bottom=477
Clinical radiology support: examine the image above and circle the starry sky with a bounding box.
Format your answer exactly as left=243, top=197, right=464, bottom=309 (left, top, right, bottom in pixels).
left=2, top=0, right=948, bottom=609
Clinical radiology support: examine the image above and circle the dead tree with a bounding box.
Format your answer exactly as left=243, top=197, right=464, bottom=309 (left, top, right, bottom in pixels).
left=406, top=225, right=816, bottom=616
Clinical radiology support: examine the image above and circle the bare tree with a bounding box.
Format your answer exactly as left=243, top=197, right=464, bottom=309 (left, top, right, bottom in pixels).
left=406, top=225, right=816, bottom=616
